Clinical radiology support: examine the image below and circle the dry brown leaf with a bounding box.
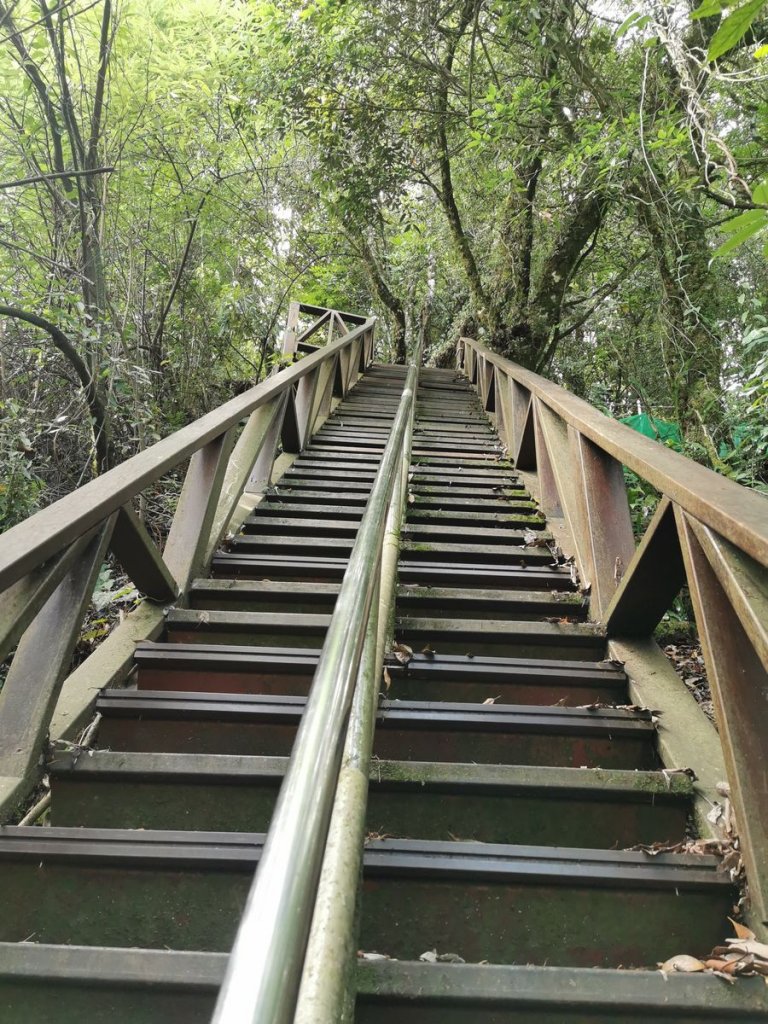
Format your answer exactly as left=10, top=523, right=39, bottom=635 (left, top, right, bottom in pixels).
left=382, top=667, right=392, bottom=692
left=729, top=917, right=756, bottom=942
left=421, top=643, right=436, bottom=657
left=392, top=642, right=413, bottom=666
left=659, top=954, right=707, bottom=973
left=482, top=695, right=501, bottom=705
left=704, top=958, right=734, bottom=971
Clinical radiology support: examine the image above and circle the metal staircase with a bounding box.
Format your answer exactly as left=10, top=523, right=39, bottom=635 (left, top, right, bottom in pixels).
left=0, top=304, right=767, bottom=1022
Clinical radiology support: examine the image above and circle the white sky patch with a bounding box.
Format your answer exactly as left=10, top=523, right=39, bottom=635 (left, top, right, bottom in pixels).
left=274, top=203, right=293, bottom=257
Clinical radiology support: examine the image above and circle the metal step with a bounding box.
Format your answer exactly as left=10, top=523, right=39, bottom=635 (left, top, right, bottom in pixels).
left=247, top=501, right=365, bottom=520
left=383, top=651, right=627, bottom=704
left=189, top=578, right=340, bottom=613
left=395, top=585, right=586, bottom=621
left=94, top=691, right=657, bottom=768
left=240, top=516, right=361, bottom=537
left=50, top=750, right=692, bottom=848
left=405, top=520, right=551, bottom=541
left=211, top=552, right=350, bottom=581
left=164, top=607, right=330, bottom=647
left=400, top=540, right=561, bottom=565
left=406, top=506, right=542, bottom=524
left=396, top=560, right=574, bottom=590
left=393, top=616, right=605, bottom=660
left=133, top=642, right=626, bottom=704
left=356, top=961, right=768, bottom=1023
left=0, top=828, right=732, bottom=967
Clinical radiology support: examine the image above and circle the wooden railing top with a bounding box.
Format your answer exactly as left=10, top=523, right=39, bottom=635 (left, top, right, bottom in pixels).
left=298, top=302, right=367, bottom=325
left=0, top=315, right=374, bottom=592
left=462, top=338, right=768, bottom=569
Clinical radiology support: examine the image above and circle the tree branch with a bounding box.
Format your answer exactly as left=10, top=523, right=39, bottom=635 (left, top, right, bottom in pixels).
left=0, top=304, right=112, bottom=472
left=149, top=191, right=208, bottom=359
left=0, top=166, right=114, bottom=190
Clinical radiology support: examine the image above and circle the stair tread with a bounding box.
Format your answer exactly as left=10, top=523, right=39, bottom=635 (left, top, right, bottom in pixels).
left=0, top=827, right=727, bottom=887
left=51, top=749, right=692, bottom=798
left=356, top=960, right=768, bottom=1016
left=137, top=640, right=624, bottom=677
left=96, top=689, right=655, bottom=732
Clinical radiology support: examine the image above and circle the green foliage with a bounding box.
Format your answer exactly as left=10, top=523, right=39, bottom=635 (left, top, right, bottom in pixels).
left=91, top=565, right=139, bottom=612
left=719, top=316, right=768, bottom=490
left=1, top=0, right=768, bottom=526
left=706, top=0, right=767, bottom=60
left=0, top=401, right=44, bottom=531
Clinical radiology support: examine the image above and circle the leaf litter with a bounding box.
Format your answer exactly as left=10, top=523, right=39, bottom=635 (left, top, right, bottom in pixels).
left=647, top=781, right=760, bottom=981
left=391, top=642, right=413, bottom=666
left=659, top=919, right=768, bottom=982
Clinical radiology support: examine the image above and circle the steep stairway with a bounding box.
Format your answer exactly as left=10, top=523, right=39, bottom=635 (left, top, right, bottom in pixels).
left=0, top=364, right=766, bottom=1022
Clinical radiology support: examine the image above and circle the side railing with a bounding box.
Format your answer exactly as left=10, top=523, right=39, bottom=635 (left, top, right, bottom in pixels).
left=459, top=336, right=768, bottom=927
left=281, top=300, right=369, bottom=357
left=0, top=305, right=375, bottom=818
left=212, top=359, right=419, bottom=1024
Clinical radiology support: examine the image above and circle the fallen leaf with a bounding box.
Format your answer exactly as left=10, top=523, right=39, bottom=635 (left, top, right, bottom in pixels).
left=725, top=940, right=768, bottom=959
left=659, top=954, right=707, bottom=973
left=662, top=767, right=698, bottom=788
left=728, top=918, right=755, bottom=941
left=482, top=695, right=501, bottom=704
left=421, top=643, right=436, bottom=657
left=392, top=642, right=413, bottom=666
left=382, top=667, right=392, bottom=692
left=524, top=530, right=548, bottom=547
left=419, top=950, right=438, bottom=963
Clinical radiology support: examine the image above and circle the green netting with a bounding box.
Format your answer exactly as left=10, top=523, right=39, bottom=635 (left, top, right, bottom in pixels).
left=619, top=413, right=682, bottom=446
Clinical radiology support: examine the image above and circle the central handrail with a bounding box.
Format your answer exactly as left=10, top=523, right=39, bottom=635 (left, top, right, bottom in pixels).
left=211, top=364, right=418, bottom=1024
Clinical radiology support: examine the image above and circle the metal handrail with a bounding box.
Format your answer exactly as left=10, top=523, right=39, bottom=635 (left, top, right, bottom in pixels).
left=293, top=344, right=420, bottom=1022
left=211, top=364, right=418, bottom=1024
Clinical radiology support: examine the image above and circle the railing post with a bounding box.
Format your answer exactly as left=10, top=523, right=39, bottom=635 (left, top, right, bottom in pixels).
left=0, top=530, right=100, bottom=665
left=206, top=396, right=286, bottom=560
left=570, top=429, right=635, bottom=619
left=280, top=300, right=301, bottom=357
left=0, top=517, right=115, bottom=813
left=677, top=509, right=768, bottom=926
left=163, top=428, right=236, bottom=591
